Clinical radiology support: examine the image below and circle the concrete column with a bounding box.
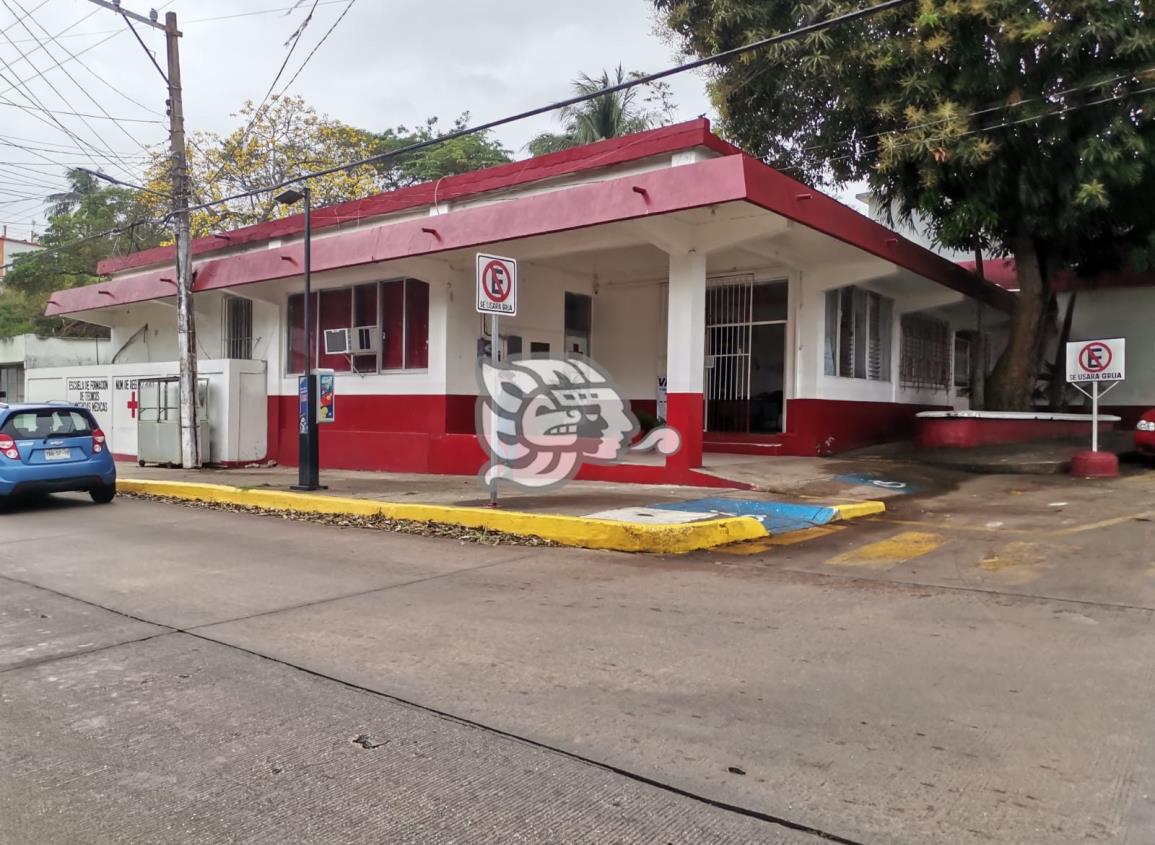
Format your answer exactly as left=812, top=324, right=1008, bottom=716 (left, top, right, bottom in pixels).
left=665, top=250, right=706, bottom=469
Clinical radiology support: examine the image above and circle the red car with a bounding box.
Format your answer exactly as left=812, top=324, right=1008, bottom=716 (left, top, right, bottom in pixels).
left=1136, top=410, right=1155, bottom=456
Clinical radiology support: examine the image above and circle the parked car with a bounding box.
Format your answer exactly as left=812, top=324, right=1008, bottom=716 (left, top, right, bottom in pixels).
left=0, top=403, right=116, bottom=504
left=1135, top=410, right=1155, bottom=457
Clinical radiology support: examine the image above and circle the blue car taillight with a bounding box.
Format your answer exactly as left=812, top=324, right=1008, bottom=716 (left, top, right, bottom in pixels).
left=92, top=428, right=107, bottom=454
left=0, top=434, right=17, bottom=460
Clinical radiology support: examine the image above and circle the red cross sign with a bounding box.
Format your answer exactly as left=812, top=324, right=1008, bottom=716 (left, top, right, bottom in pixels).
left=126, top=391, right=139, bottom=419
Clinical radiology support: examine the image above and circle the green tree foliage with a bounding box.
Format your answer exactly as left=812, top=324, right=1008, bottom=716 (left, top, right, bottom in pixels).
left=139, top=98, right=512, bottom=237
left=655, top=0, right=1155, bottom=408
left=0, top=169, right=166, bottom=336
left=528, top=65, right=677, bottom=156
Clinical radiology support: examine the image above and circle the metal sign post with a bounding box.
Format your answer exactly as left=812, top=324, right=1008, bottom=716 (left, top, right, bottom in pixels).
left=1066, top=337, right=1125, bottom=453
left=476, top=254, right=518, bottom=507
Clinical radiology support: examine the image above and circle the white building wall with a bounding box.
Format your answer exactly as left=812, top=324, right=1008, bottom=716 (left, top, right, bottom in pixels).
left=1060, top=288, right=1155, bottom=407
left=24, top=358, right=268, bottom=462
left=0, top=334, right=111, bottom=368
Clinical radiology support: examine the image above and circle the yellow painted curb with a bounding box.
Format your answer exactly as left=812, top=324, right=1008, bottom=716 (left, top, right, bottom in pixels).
left=118, top=478, right=769, bottom=554
left=830, top=500, right=887, bottom=521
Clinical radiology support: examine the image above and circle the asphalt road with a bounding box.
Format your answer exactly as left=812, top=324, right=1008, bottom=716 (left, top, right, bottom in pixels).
left=2, top=476, right=1154, bottom=844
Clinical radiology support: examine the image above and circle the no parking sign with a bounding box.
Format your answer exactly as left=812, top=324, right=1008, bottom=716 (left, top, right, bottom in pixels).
left=1066, top=337, right=1125, bottom=382
left=476, top=254, right=517, bottom=316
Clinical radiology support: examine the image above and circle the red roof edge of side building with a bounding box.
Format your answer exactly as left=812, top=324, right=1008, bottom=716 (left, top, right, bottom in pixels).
left=97, top=118, right=736, bottom=276
left=959, top=257, right=1155, bottom=292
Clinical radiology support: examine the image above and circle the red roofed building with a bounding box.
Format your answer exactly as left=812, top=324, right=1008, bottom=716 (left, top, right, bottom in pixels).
left=32, top=119, right=1011, bottom=480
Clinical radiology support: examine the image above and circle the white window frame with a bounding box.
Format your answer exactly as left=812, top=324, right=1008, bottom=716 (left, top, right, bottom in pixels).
left=824, top=285, right=893, bottom=382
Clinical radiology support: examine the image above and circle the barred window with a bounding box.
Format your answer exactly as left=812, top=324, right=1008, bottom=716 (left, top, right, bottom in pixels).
left=824, top=286, right=892, bottom=381
left=954, top=333, right=973, bottom=389
left=900, top=313, right=951, bottom=389
left=223, top=296, right=253, bottom=359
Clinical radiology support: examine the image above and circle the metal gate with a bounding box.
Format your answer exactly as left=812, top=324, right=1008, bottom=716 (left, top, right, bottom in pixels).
left=704, top=274, right=755, bottom=432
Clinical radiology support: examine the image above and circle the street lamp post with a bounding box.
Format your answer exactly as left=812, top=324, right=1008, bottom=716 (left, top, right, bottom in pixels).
left=276, top=186, right=323, bottom=491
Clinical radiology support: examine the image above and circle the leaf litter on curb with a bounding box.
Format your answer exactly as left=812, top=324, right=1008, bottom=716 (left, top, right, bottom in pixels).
left=122, top=492, right=558, bottom=547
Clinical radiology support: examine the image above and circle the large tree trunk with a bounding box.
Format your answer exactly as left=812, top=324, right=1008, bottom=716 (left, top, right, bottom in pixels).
left=986, top=233, right=1048, bottom=410
left=1047, top=291, right=1077, bottom=411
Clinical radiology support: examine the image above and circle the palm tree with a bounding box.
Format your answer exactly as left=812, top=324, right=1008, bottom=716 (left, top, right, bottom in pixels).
left=46, top=168, right=102, bottom=218
left=528, top=66, right=666, bottom=156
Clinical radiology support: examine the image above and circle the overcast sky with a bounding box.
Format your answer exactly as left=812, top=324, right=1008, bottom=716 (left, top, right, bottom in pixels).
left=0, top=0, right=721, bottom=240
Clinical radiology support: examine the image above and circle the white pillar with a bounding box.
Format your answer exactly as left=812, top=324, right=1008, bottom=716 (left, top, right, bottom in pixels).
left=666, top=251, right=706, bottom=393
left=665, top=250, right=706, bottom=468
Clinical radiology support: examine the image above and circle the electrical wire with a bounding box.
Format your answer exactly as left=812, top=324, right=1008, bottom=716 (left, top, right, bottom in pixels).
left=0, top=0, right=940, bottom=273
left=0, top=96, right=162, bottom=123
left=0, top=17, right=143, bottom=179
left=274, top=0, right=359, bottom=97
left=2, top=0, right=166, bottom=158
left=3, top=1, right=352, bottom=46
left=198, top=0, right=322, bottom=191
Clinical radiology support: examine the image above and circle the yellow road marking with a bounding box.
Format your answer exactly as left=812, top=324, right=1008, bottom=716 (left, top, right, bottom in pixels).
left=827, top=531, right=944, bottom=570
left=1053, top=511, right=1154, bottom=536
left=978, top=541, right=1047, bottom=585
left=871, top=518, right=1032, bottom=535
left=716, top=525, right=847, bottom=555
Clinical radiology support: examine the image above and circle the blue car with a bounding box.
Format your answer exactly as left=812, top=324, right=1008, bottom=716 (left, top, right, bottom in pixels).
left=0, top=403, right=117, bottom=504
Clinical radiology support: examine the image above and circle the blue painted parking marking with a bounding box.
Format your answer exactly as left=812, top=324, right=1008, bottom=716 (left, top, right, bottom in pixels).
left=652, top=498, right=839, bottom=535
left=834, top=473, right=919, bottom=494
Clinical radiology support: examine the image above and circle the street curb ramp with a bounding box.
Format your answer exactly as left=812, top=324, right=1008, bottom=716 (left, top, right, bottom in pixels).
left=117, top=479, right=776, bottom=554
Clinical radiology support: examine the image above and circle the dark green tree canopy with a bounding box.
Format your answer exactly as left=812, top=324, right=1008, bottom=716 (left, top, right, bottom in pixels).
left=655, top=0, right=1155, bottom=407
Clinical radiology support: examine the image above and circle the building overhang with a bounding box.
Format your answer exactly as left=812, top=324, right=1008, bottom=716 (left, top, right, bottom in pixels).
left=50, top=135, right=1013, bottom=318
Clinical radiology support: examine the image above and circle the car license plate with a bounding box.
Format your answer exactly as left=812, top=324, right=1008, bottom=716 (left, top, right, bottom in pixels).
left=44, top=448, right=71, bottom=461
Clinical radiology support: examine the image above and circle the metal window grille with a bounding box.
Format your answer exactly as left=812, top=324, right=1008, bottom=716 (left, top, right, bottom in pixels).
left=223, top=296, right=253, bottom=359
left=954, top=333, right=972, bottom=388
left=824, top=286, right=892, bottom=381
left=900, top=313, right=951, bottom=389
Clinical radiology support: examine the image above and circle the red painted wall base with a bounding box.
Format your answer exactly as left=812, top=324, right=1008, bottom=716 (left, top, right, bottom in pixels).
left=916, top=416, right=1117, bottom=449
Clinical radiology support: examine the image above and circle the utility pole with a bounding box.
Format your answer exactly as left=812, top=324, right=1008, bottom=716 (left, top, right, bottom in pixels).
left=87, top=1, right=199, bottom=468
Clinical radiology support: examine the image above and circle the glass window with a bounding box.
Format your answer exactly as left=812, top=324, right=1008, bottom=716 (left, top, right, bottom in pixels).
left=352, top=283, right=378, bottom=372
left=564, top=292, right=592, bottom=358
left=2, top=409, right=94, bottom=438
left=289, top=279, right=430, bottom=374
left=824, top=285, right=892, bottom=381
left=318, top=288, right=353, bottom=372
left=223, top=296, right=253, bottom=359
left=900, top=313, right=952, bottom=389
left=752, top=281, right=788, bottom=322
left=404, top=279, right=429, bottom=369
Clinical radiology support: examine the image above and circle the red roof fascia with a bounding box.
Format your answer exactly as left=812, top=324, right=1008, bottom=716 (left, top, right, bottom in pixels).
left=741, top=158, right=1014, bottom=311
left=97, top=118, right=734, bottom=276
left=960, top=257, right=1155, bottom=293
left=958, top=257, right=1017, bottom=290
left=51, top=154, right=751, bottom=316
left=48, top=145, right=1013, bottom=317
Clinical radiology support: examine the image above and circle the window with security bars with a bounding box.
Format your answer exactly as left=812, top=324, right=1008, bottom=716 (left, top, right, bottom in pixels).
left=900, top=313, right=952, bottom=389
left=824, top=286, right=892, bottom=381
left=223, top=295, right=253, bottom=359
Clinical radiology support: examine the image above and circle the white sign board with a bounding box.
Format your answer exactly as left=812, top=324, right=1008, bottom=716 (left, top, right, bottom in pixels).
left=1066, top=337, right=1125, bottom=383
left=476, top=253, right=517, bottom=316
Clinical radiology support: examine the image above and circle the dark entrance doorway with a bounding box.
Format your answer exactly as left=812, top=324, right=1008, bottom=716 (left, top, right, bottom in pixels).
left=704, top=276, right=787, bottom=434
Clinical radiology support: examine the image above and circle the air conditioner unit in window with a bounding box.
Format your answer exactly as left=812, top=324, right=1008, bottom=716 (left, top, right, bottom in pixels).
left=351, top=325, right=379, bottom=354
left=323, top=328, right=350, bottom=355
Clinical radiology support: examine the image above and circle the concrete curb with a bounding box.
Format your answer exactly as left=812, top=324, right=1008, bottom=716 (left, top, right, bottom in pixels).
left=117, top=478, right=771, bottom=554
left=829, top=501, right=887, bottom=521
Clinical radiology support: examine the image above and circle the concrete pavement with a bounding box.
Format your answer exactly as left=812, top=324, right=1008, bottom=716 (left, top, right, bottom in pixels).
left=3, top=472, right=1155, bottom=843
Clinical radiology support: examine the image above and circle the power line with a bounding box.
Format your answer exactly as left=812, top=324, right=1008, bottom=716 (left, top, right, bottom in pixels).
left=0, top=96, right=163, bottom=123
left=275, top=0, right=359, bottom=96
left=1, top=0, right=922, bottom=272
left=0, top=13, right=143, bottom=179
left=2, top=1, right=353, bottom=45
left=3, top=0, right=167, bottom=142
left=199, top=0, right=322, bottom=191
